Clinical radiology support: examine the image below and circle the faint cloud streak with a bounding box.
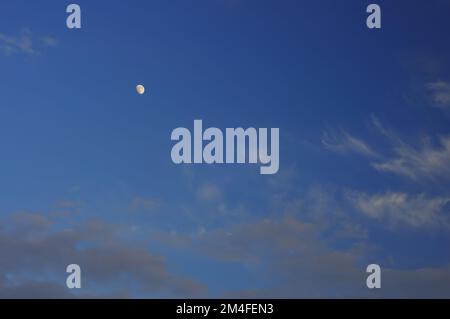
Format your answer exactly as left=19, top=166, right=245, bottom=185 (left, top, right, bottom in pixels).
left=427, top=81, right=450, bottom=108
left=322, top=129, right=378, bottom=157
left=0, top=29, right=57, bottom=56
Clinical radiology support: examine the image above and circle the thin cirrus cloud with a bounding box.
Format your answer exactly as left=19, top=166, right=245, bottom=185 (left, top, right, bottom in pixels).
left=323, top=115, right=450, bottom=181
left=321, top=129, right=378, bottom=157
left=370, top=115, right=450, bottom=181
left=0, top=29, right=57, bottom=56
left=322, top=116, right=450, bottom=230
left=346, top=190, right=450, bottom=228
left=371, top=135, right=450, bottom=180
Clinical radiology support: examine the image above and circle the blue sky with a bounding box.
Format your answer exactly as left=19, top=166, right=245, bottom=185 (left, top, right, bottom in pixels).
left=1, top=0, right=450, bottom=298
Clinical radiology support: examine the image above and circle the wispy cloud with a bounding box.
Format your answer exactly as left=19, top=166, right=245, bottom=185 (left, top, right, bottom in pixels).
left=0, top=29, right=57, bottom=56
left=322, top=129, right=378, bottom=157
left=371, top=116, right=450, bottom=180
left=326, top=116, right=450, bottom=181
left=0, top=30, right=36, bottom=55
left=427, top=81, right=450, bottom=109
left=347, top=191, right=450, bottom=228
left=372, top=136, right=450, bottom=180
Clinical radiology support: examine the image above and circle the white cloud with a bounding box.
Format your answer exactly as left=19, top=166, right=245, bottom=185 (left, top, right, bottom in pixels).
left=347, top=191, right=450, bottom=228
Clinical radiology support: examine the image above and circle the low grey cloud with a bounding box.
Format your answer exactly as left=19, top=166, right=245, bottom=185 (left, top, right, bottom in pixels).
left=154, top=181, right=450, bottom=298
left=158, top=212, right=450, bottom=298
left=0, top=278, right=78, bottom=299
left=0, top=213, right=205, bottom=298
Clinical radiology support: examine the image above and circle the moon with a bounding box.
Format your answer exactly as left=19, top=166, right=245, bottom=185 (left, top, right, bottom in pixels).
left=136, top=84, right=145, bottom=95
